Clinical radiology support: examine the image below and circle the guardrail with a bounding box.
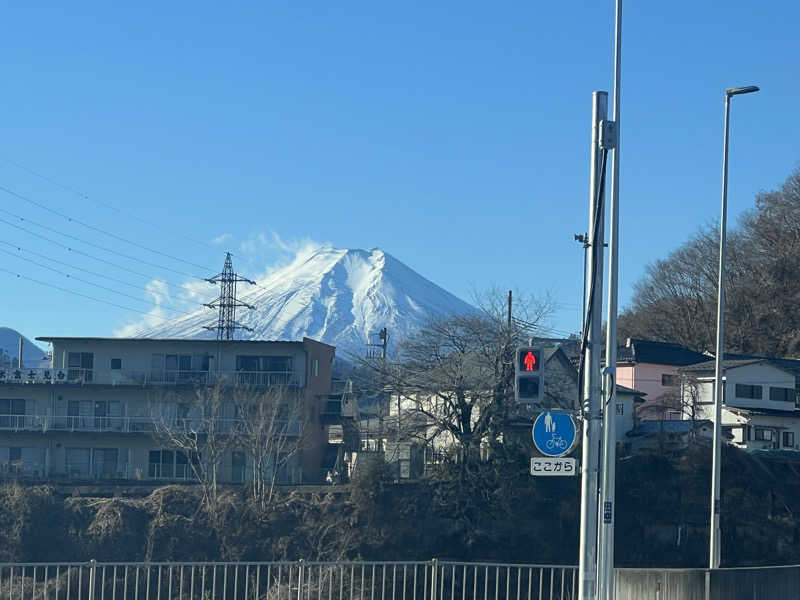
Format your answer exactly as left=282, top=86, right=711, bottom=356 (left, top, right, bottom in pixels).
left=0, top=560, right=577, bottom=600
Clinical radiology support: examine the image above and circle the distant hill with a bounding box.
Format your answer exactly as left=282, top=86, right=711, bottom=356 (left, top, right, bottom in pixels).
left=140, top=247, right=476, bottom=358
left=0, top=327, right=48, bottom=367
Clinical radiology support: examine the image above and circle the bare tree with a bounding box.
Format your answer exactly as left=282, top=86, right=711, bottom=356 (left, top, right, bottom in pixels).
left=152, top=383, right=236, bottom=513
left=230, top=385, right=308, bottom=510
left=367, top=289, right=556, bottom=472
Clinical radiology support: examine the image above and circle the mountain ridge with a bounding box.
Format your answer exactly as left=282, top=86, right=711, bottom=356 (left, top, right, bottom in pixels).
left=140, top=247, right=475, bottom=357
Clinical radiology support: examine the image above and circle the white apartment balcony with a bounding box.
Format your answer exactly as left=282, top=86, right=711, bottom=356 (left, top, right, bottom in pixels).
left=0, top=367, right=299, bottom=388
left=0, top=414, right=302, bottom=436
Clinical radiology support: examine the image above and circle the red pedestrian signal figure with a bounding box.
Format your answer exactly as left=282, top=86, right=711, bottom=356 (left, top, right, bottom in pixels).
left=516, top=347, right=543, bottom=404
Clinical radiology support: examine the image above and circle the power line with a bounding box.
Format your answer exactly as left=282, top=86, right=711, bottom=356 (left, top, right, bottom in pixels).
left=0, top=206, right=206, bottom=280
left=0, top=239, right=189, bottom=298
left=0, top=216, right=193, bottom=294
left=0, top=155, right=219, bottom=252
left=0, top=184, right=214, bottom=272
left=0, top=266, right=186, bottom=323
left=0, top=246, right=193, bottom=316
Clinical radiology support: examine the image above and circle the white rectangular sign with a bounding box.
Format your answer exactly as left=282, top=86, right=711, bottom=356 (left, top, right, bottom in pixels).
left=530, top=457, right=577, bottom=476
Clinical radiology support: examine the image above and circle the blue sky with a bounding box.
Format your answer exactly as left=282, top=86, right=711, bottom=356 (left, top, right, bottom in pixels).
left=1, top=1, right=798, bottom=346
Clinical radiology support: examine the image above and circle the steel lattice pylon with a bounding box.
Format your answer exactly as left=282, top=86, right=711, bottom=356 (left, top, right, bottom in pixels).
left=203, top=252, right=256, bottom=340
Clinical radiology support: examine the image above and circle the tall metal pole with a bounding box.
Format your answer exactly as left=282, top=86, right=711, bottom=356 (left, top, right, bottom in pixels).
left=578, top=90, right=607, bottom=600
left=709, top=85, right=758, bottom=570
left=597, top=1, right=622, bottom=598
left=709, top=93, right=731, bottom=571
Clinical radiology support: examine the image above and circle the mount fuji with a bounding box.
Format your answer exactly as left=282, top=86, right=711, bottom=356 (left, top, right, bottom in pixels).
left=140, top=247, right=476, bottom=358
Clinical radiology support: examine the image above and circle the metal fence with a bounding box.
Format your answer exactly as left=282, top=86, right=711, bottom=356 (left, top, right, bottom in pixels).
left=0, top=561, right=577, bottom=600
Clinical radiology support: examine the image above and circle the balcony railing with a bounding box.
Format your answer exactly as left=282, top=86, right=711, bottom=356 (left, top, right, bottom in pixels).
left=0, top=368, right=298, bottom=387
left=0, top=413, right=303, bottom=435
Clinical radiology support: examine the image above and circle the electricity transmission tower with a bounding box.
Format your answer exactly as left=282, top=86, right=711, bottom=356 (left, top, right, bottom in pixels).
left=203, top=252, right=257, bottom=340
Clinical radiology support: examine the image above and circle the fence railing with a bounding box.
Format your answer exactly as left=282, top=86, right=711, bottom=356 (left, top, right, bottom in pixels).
left=0, top=560, right=577, bottom=600
left=0, top=414, right=302, bottom=436
left=0, top=368, right=299, bottom=388
left=3, top=561, right=798, bottom=600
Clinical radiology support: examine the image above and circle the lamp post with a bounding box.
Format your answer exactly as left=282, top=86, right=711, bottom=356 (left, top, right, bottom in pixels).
left=709, top=84, right=759, bottom=570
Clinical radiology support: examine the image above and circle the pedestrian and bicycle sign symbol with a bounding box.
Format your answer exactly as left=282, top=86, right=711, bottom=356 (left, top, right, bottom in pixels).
left=532, top=411, right=577, bottom=457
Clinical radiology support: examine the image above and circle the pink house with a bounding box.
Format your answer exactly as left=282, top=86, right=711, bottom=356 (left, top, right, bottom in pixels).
left=615, top=338, right=708, bottom=420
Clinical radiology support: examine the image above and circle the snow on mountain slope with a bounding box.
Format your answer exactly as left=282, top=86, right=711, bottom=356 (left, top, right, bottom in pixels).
left=139, top=247, right=475, bottom=358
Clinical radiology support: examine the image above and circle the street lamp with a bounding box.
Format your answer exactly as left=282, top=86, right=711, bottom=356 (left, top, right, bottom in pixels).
left=709, top=84, right=759, bottom=570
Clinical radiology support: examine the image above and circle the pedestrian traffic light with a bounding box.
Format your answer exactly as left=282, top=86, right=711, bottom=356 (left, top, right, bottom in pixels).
left=515, top=347, right=543, bottom=404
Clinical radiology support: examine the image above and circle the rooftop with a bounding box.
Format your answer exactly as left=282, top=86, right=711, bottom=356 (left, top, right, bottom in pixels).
left=35, top=336, right=334, bottom=349
left=680, top=357, right=800, bottom=375
left=726, top=406, right=800, bottom=419
left=616, top=338, right=709, bottom=367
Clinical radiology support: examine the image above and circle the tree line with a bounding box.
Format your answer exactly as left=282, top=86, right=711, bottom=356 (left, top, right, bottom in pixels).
left=619, top=166, right=800, bottom=357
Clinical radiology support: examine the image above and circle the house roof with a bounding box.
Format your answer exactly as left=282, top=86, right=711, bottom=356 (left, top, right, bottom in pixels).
left=543, top=345, right=579, bottom=384
left=726, top=406, right=800, bottom=419
left=616, top=338, right=709, bottom=367
left=616, top=384, right=647, bottom=399
left=680, top=357, right=800, bottom=376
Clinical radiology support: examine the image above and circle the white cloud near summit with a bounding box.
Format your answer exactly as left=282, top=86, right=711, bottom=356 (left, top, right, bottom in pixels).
left=113, top=231, right=330, bottom=337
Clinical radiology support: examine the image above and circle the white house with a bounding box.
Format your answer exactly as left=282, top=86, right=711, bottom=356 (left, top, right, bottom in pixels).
left=679, top=358, right=800, bottom=452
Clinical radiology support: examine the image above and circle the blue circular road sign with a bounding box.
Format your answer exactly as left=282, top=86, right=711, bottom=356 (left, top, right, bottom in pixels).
left=532, top=411, right=577, bottom=457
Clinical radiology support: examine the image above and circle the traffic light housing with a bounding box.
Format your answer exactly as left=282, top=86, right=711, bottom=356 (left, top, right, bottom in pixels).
left=515, top=347, right=543, bottom=404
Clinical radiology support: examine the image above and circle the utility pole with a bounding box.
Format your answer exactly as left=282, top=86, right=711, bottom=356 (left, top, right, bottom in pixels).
left=597, top=1, right=623, bottom=598
left=578, top=90, right=608, bottom=600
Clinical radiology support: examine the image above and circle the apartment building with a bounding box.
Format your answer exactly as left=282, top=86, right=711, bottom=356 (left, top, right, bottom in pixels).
left=0, top=336, right=335, bottom=486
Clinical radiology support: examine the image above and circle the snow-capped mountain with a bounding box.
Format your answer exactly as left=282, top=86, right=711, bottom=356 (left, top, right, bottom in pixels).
left=140, top=247, right=475, bottom=358
left=0, top=327, right=48, bottom=367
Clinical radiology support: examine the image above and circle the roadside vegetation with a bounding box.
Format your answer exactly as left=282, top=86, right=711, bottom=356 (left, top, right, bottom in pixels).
left=4, top=442, right=800, bottom=568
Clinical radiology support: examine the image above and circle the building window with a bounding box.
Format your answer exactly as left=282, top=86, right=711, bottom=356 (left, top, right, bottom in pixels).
left=735, top=384, right=762, bottom=400
left=361, top=439, right=379, bottom=451
left=92, top=448, right=119, bottom=479
left=67, top=352, right=94, bottom=381
left=110, top=358, right=122, bottom=370
left=149, top=449, right=196, bottom=479
left=616, top=403, right=624, bottom=415
left=149, top=450, right=174, bottom=478
left=235, top=355, right=292, bottom=385
left=770, top=387, right=794, bottom=402
left=661, top=374, right=678, bottom=387
left=754, top=428, right=773, bottom=442
left=0, top=399, right=26, bottom=428
left=232, top=451, right=246, bottom=483
left=66, top=448, right=91, bottom=479
left=312, top=359, right=319, bottom=377
left=783, top=431, right=795, bottom=448
left=9, top=447, right=21, bottom=462
left=149, top=354, right=203, bottom=383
